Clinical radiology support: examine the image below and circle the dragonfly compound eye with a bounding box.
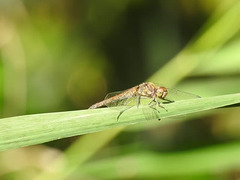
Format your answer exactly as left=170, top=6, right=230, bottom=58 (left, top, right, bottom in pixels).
left=157, top=87, right=168, bottom=99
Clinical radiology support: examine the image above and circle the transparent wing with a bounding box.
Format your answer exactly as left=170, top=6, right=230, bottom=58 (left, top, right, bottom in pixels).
left=105, top=97, right=133, bottom=107
left=104, top=91, right=123, bottom=100
left=104, top=85, right=139, bottom=100
left=104, top=92, right=153, bottom=107
left=104, top=91, right=137, bottom=107
left=165, top=88, right=200, bottom=101
left=152, top=82, right=200, bottom=100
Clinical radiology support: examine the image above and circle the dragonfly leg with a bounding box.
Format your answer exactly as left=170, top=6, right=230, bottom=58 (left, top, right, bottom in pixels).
left=148, top=100, right=160, bottom=113
left=116, top=97, right=134, bottom=120
left=162, top=98, right=174, bottom=104
left=136, top=95, right=141, bottom=108
left=157, top=101, right=168, bottom=112
left=149, top=99, right=168, bottom=112
left=117, top=106, right=134, bottom=121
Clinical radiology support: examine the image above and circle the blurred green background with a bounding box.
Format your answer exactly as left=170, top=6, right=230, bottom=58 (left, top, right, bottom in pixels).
left=1, top=0, right=240, bottom=179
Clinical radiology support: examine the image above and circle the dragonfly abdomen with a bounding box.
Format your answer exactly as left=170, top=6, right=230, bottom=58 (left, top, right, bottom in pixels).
left=89, top=94, right=124, bottom=109
left=88, top=99, right=108, bottom=109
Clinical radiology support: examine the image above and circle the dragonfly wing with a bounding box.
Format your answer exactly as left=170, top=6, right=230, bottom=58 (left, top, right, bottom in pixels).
left=105, top=97, right=137, bottom=107
left=104, top=91, right=123, bottom=100
left=104, top=91, right=137, bottom=107
left=166, top=88, right=200, bottom=101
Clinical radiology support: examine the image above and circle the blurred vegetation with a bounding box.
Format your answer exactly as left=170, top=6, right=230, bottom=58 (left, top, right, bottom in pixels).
left=1, top=0, right=240, bottom=179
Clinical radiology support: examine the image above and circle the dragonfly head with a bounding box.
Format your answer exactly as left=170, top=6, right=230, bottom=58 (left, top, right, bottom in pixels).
left=156, top=87, right=168, bottom=99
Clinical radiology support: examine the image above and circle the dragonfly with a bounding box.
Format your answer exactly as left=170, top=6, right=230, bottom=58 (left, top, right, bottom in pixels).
left=89, top=82, right=200, bottom=119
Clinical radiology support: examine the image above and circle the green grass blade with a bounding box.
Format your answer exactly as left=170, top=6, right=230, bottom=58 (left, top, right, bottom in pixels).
left=77, top=142, right=240, bottom=178
left=0, top=93, right=240, bottom=151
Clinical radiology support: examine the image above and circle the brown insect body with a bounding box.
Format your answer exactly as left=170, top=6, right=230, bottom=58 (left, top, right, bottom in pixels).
left=89, top=82, right=168, bottom=109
